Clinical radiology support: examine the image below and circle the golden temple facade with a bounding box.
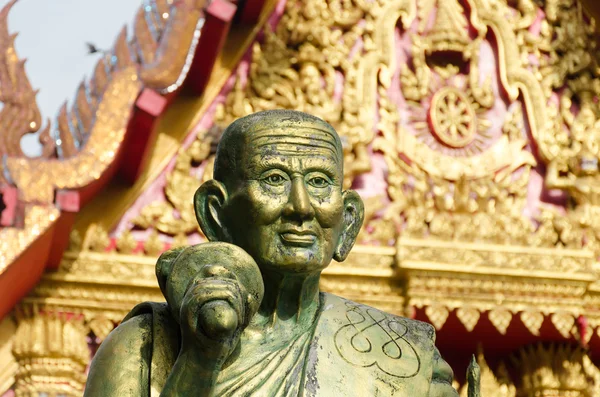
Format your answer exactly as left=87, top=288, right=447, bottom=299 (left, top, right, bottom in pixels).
left=3, top=0, right=600, bottom=395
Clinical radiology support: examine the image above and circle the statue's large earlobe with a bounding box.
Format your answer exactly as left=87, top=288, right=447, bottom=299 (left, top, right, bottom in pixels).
left=194, top=179, right=231, bottom=242
left=333, top=190, right=365, bottom=262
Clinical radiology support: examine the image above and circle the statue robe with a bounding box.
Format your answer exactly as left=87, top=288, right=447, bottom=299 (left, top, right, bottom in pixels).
left=85, top=293, right=458, bottom=396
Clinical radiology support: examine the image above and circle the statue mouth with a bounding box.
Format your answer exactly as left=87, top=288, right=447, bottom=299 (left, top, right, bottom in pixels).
left=279, top=230, right=316, bottom=247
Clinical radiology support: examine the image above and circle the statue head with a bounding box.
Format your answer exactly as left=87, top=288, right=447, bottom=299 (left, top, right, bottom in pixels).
left=194, top=110, right=364, bottom=275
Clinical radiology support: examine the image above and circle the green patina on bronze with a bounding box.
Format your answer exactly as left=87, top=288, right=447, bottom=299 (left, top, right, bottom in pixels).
left=84, top=110, right=476, bottom=396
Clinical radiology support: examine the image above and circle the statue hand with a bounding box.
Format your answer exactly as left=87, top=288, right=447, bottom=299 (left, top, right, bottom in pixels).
left=180, top=266, right=247, bottom=361
left=158, top=243, right=264, bottom=366
left=157, top=243, right=264, bottom=397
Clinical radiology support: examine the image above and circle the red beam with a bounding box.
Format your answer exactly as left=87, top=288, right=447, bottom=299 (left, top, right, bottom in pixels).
left=237, top=0, right=267, bottom=25
left=0, top=219, right=56, bottom=320
left=45, top=190, right=81, bottom=270
left=185, top=0, right=237, bottom=95
left=118, top=89, right=167, bottom=184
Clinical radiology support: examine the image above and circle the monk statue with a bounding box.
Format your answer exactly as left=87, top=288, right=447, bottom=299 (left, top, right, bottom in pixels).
left=85, top=110, right=463, bottom=396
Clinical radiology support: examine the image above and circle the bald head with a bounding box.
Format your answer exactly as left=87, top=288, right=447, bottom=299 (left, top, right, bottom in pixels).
left=214, top=110, right=343, bottom=186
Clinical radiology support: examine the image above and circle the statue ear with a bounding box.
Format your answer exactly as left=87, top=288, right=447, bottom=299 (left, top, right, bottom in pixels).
left=333, top=190, right=365, bottom=262
left=194, top=179, right=231, bottom=242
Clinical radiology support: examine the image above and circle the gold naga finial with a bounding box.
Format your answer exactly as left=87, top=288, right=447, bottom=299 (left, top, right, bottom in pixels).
left=0, top=0, right=52, bottom=161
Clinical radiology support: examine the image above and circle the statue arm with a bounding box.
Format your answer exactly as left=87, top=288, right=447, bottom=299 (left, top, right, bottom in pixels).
left=84, top=314, right=153, bottom=397
left=428, top=347, right=459, bottom=397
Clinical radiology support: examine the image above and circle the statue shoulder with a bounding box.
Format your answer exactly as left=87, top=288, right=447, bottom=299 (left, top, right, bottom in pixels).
left=85, top=302, right=180, bottom=397
left=316, top=293, right=457, bottom=396
left=319, top=292, right=436, bottom=342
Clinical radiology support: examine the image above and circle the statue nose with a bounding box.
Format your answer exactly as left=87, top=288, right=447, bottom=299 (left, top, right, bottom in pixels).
left=283, top=177, right=315, bottom=220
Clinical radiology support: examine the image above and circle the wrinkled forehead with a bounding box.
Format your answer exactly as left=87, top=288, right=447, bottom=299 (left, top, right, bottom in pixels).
left=244, top=126, right=343, bottom=163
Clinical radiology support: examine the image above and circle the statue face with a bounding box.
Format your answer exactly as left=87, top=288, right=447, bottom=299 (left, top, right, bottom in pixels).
left=195, top=111, right=364, bottom=275
left=222, top=127, right=345, bottom=274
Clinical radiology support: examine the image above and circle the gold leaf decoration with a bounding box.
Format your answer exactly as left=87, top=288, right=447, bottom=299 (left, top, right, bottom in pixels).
left=84, top=224, right=109, bottom=253
left=144, top=229, right=164, bottom=257
left=116, top=230, right=137, bottom=254
left=570, top=322, right=593, bottom=346
left=456, top=307, right=480, bottom=332
left=520, top=311, right=544, bottom=337
left=132, top=128, right=216, bottom=237
left=88, top=315, right=114, bottom=342
left=67, top=230, right=82, bottom=254
left=512, top=343, right=600, bottom=395
left=213, top=0, right=396, bottom=187
left=489, top=308, right=513, bottom=335
left=172, top=233, right=188, bottom=248
left=12, top=307, right=89, bottom=395
left=425, top=305, right=450, bottom=330
left=0, top=0, right=53, bottom=160
left=551, top=312, right=575, bottom=339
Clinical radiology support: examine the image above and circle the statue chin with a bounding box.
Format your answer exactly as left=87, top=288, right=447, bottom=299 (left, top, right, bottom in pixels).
left=256, top=249, right=332, bottom=275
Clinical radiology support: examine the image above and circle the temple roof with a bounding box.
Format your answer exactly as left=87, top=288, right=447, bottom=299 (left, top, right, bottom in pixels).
left=0, top=0, right=266, bottom=320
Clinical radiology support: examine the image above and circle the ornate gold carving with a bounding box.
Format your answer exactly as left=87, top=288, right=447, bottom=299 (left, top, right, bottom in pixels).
left=489, top=308, right=512, bottom=336
left=27, top=249, right=163, bottom=325
left=572, top=319, right=593, bottom=346
left=460, top=344, right=600, bottom=396
left=213, top=0, right=411, bottom=186
left=12, top=306, right=89, bottom=396
left=87, top=315, right=114, bottom=342
left=0, top=317, right=17, bottom=395
left=398, top=238, right=595, bottom=276
left=512, top=343, right=600, bottom=396
left=0, top=206, right=59, bottom=275
left=520, top=311, right=544, bottom=337
left=357, top=195, right=397, bottom=246
left=116, top=229, right=137, bottom=254
left=83, top=224, right=110, bottom=253
left=3, top=0, right=207, bottom=202
left=132, top=127, right=216, bottom=237
left=429, top=87, right=477, bottom=148
left=6, top=68, right=142, bottom=203
left=144, top=229, right=165, bottom=257
left=172, top=233, right=189, bottom=248
left=457, top=344, right=600, bottom=396
left=407, top=271, right=588, bottom=333
left=551, top=312, right=576, bottom=339
left=509, top=0, right=600, bottom=259
left=457, top=307, right=480, bottom=332
left=425, top=305, right=450, bottom=330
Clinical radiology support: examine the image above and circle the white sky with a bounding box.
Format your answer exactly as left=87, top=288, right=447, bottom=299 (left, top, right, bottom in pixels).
left=1, top=0, right=141, bottom=156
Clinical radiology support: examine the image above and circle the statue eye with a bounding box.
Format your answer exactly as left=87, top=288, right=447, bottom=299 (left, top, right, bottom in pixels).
left=262, top=172, right=287, bottom=186
left=308, top=176, right=330, bottom=188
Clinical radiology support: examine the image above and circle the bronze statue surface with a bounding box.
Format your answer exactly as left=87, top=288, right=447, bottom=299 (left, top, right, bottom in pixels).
left=84, top=110, right=460, bottom=396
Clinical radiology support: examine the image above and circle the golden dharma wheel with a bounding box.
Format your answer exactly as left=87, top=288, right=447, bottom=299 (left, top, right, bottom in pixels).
left=429, top=87, right=476, bottom=148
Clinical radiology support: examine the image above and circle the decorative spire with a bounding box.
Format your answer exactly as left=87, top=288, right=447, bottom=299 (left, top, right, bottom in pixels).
left=426, top=0, right=470, bottom=54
